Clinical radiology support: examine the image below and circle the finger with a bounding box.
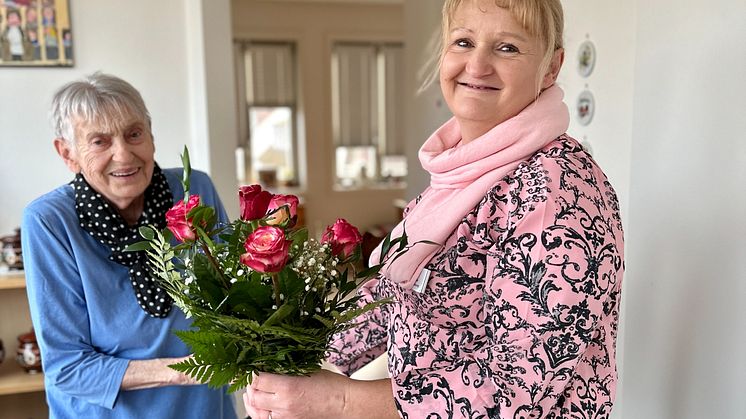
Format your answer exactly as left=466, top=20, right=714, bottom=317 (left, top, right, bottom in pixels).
left=252, top=372, right=285, bottom=393
left=251, top=387, right=278, bottom=410
left=244, top=391, right=272, bottom=419
left=242, top=390, right=252, bottom=412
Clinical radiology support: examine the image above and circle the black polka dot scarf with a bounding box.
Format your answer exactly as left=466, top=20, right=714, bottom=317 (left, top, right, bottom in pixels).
left=72, top=164, right=174, bottom=318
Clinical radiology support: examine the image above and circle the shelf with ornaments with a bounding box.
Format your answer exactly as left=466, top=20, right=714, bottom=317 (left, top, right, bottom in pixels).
left=0, top=271, right=45, bottom=396
left=0, top=271, right=26, bottom=290
left=0, top=359, right=44, bottom=396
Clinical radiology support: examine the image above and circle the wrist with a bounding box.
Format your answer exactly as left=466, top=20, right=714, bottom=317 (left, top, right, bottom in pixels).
left=163, top=358, right=188, bottom=385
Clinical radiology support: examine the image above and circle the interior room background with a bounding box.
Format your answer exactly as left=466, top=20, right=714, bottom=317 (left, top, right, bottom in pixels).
left=0, top=1, right=743, bottom=418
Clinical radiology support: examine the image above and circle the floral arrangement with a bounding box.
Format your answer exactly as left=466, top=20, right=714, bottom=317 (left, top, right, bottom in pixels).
left=128, top=149, right=405, bottom=392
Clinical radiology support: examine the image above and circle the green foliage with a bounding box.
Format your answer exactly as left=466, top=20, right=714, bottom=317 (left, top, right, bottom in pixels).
left=130, top=146, right=404, bottom=393
left=134, top=215, right=395, bottom=392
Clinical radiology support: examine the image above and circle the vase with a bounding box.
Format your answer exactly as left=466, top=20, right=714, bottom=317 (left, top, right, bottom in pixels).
left=16, top=329, right=42, bottom=374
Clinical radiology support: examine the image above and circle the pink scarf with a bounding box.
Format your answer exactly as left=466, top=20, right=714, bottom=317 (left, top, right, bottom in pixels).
left=370, top=85, right=569, bottom=289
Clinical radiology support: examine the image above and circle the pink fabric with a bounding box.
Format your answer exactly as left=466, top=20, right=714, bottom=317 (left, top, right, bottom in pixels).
left=370, top=86, right=569, bottom=289
left=329, top=136, right=625, bottom=416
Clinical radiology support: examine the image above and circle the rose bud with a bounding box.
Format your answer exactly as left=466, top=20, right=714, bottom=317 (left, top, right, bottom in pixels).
left=266, top=194, right=299, bottom=228
left=239, top=185, right=272, bottom=221
left=165, top=195, right=202, bottom=242
left=264, top=205, right=292, bottom=228
left=240, top=226, right=291, bottom=273
left=320, top=218, right=362, bottom=259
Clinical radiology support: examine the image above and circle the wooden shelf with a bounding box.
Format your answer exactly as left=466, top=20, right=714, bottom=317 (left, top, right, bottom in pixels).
left=0, top=272, right=25, bottom=290
left=0, top=359, right=44, bottom=396
left=0, top=271, right=42, bottom=397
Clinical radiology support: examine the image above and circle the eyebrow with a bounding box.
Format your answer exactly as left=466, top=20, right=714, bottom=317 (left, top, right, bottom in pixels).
left=83, top=121, right=144, bottom=141
left=450, top=27, right=529, bottom=42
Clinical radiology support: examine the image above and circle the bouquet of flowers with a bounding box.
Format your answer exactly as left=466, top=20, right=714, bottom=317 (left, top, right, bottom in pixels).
left=129, top=149, right=406, bottom=392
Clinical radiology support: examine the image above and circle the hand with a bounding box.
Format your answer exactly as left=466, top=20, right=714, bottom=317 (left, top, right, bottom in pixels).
left=243, top=370, right=349, bottom=419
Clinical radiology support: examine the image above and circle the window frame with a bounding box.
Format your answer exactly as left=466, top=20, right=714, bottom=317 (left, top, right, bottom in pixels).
left=234, top=40, right=301, bottom=188
left=330, top=40, right=406, bottom=190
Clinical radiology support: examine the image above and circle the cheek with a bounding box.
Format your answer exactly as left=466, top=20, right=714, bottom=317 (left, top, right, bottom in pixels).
left=135, top=143, right=156, bottom=167
left=439, top=55, right=462, bottom=84
left=81, top=153, right=106, bottom=176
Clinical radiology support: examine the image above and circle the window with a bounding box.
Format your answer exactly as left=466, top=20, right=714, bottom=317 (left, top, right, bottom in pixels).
left=235, top=41, right=299, bottom=188
left=331, top=42, right=406, bottom=188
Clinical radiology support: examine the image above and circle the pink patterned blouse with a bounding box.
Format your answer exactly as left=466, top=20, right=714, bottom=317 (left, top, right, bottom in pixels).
left=328, top=136, right=625, bottom=418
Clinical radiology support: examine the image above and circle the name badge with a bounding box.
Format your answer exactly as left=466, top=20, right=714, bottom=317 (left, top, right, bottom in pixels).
left=413, top=268, right=431, bottom=293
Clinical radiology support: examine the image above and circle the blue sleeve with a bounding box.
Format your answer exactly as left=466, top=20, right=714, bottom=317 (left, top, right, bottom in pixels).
left=22, top=205, right=130, bottom=410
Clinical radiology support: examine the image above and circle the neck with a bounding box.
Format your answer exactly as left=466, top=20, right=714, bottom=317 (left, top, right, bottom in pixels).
left=457, top=118, right=502, bottom=144
left=116, top=196, right=145, bottom=226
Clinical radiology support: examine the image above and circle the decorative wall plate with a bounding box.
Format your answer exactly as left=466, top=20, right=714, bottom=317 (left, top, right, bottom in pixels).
left=576, top=90, right=595, bottom=126
left=577, top=40, right=596, bottom=78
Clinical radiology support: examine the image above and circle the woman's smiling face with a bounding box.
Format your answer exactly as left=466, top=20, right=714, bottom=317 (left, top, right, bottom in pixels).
left=439, top=0, right=548, bottom=141
left=56, top=111, right=155, bottom=216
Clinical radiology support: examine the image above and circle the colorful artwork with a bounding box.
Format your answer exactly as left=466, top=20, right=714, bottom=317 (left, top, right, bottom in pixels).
left=0, top=0, right=72, bottom=66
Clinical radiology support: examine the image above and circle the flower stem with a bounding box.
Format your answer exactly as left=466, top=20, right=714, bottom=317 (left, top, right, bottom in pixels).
left=200, top=241, right=230, bottom=289
left=271, top=273, right=281, bottom=307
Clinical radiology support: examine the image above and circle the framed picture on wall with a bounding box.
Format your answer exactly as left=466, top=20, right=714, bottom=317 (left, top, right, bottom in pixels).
left=0, top=0, right=73, bottom=67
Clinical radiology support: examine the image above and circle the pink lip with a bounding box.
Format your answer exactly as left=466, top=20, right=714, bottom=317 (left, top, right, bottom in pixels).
left=109, top=168, right=140, bottom=178
left=457, top=81, right=500, bottom=91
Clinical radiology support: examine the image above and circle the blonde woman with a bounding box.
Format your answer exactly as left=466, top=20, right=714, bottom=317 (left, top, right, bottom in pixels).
left=245, top=1, right=624, bottom=417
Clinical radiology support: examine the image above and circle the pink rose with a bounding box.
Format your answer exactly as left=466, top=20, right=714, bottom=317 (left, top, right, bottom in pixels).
left=320, top=218, right=362, bottom=259
left=165, top=195, right=201, bottom=242
left=266, top=194, right=300, bottom=227
left=240, top=226, right=291, bottom=273
left=239, top=185, right=272, bottom=221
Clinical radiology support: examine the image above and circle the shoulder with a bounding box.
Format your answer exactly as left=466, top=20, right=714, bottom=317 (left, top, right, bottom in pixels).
left=162, top=167, right=217, bottom=198
left=22, top=184, right=79, bottom=244
left=475, top=135, right=622, bottom=237
left=23, top=184, right=75, bottom=222
left=504, top=135, right=616, bottom=207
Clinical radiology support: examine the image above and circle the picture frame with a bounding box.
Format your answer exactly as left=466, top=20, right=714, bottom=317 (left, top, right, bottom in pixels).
left=577, top=40, right=596, bottom=78
left=0, top=0, right=73, bottom=67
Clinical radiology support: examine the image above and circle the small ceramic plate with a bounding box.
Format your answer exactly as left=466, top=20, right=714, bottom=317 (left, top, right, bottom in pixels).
left=576, top=90, right=595, bottom=126
left=577, top=40, right=596, bottom=78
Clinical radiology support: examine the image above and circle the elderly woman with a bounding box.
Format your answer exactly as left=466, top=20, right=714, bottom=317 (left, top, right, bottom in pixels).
left=244, top=0, right=624, bottom=418
left=21, top=73, right=237, bottom=419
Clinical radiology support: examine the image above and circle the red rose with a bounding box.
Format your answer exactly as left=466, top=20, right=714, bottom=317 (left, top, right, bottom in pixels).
left=165, top=195, right=201, bottom=242
left=320, top=218, right=362, bottom=259
left=240, top=226, right=291, bottom=273
left=266, top=194, right=300, bottom=227
left=239, top=185, right=272, bottom=221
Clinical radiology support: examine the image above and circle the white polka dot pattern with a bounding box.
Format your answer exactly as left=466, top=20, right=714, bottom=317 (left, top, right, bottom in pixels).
left=72, top=165, right=174, bottom=318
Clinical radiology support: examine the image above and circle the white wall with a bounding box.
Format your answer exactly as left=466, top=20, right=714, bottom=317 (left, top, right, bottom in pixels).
left=621, top=0, right=746, bottom=417
left=0, top=0, right=238, bottom=238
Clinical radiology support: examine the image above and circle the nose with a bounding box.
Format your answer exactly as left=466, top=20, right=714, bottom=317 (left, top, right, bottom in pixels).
left=465, top=48, right=494, bottom=78
left=111, top=137, right=135, bottom=162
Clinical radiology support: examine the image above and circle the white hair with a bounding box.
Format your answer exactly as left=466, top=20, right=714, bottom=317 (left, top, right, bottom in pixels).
left=50, top=72, right=152, bottom=143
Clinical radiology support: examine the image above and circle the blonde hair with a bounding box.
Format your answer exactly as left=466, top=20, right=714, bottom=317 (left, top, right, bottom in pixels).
left=420, top=0, right=564, bottom=93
